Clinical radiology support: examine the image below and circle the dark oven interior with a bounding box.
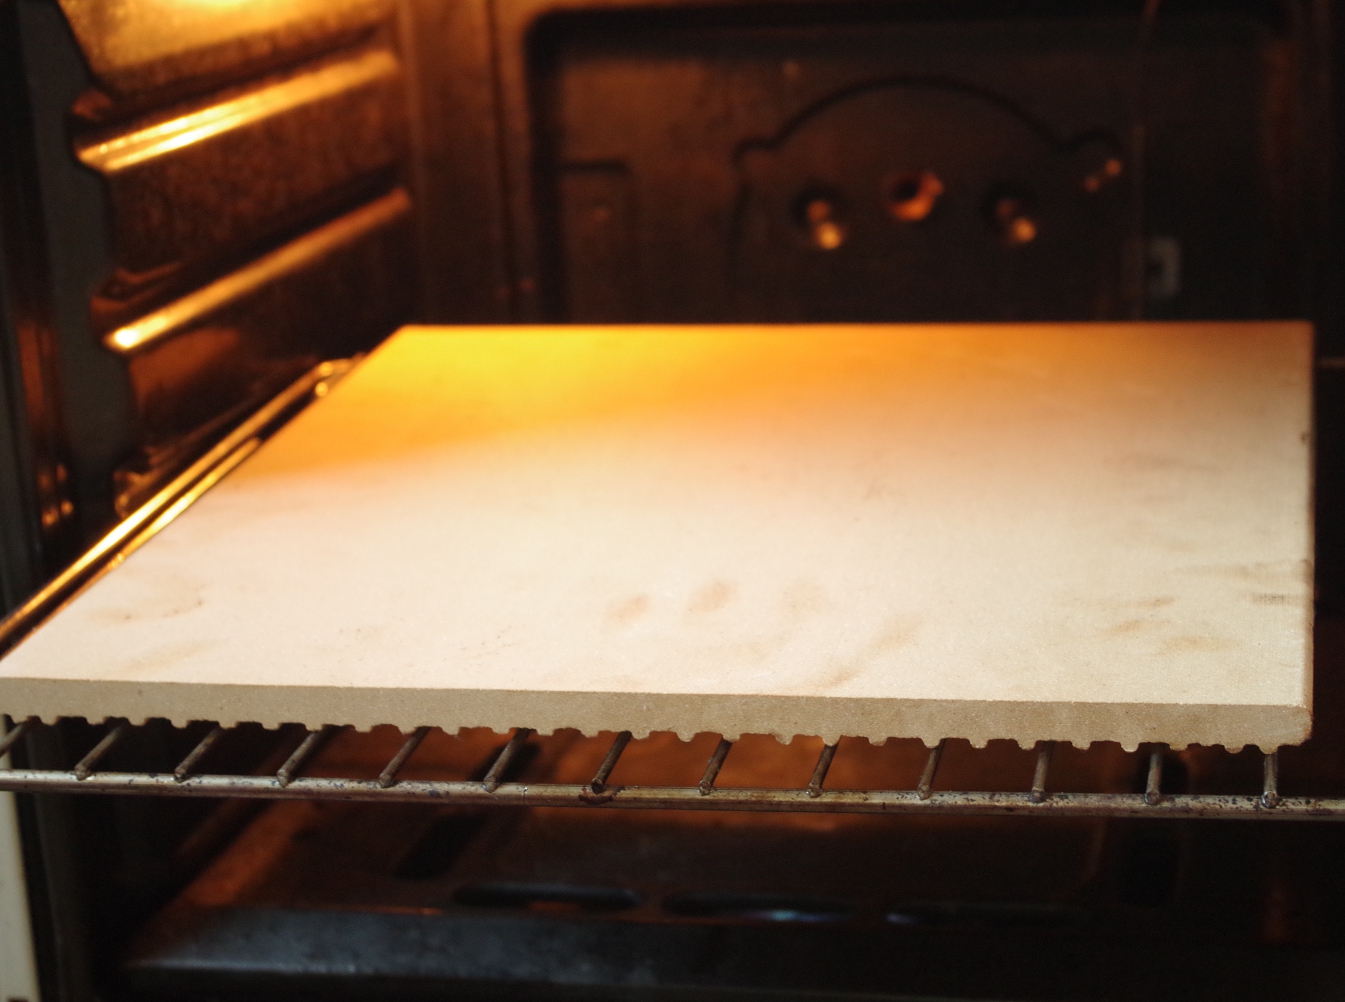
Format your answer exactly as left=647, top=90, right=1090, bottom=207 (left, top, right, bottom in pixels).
left=3, top=0, right=1345, bottom=1000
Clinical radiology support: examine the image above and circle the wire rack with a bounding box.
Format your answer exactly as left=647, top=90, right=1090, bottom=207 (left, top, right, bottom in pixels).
left=0, top=716, right=1339, bottom=820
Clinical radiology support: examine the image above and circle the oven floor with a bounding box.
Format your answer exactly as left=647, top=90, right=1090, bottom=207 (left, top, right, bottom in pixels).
left=119, top=717, right=1345, bottom=1002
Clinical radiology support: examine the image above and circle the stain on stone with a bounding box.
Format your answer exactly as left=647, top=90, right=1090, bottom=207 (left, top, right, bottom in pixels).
left=867, top=614, right=922, bottom=655
left=122, top=641, right=210, bottom=679
left=607, top=594, right=650, bottom=627
left=1114, top=452, right=1220, bottom=474
left=1187, top=561, right=1302, bottom=584
left=782, top=582, right=829, bottom=619
left=688, top=580, right=736, bottom=614
left=1134, top=596, right=1176, bottom=609
left=1162, top=635, right=1238, bottom=654
left=863, top=479, right=893, bottom=501
left=1250, top=593, right=1300, bottom=606
left=815, top=615, right=921, bottom=692
left=819, top=663, right=864, bottom=691
left=92, top=585, right=205, bottom=625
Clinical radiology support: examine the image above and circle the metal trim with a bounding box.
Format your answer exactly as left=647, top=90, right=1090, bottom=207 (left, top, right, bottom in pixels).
left=0, top=714, right=1333, bottom=820
left=76, top=49, right=400, bottom=175
left=103, top=191, right=410, bottom=353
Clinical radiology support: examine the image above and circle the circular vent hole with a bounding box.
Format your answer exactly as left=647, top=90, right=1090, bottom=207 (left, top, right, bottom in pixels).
left=793, top=189, right=847, bottom=250
left=883, top=169, right=944, bottom=222
left=984, top=189, right=1038, bottom=245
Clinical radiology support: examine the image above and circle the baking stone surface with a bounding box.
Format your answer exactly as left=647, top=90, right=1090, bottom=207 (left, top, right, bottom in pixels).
left=0, top=323, right=1314, bottom=749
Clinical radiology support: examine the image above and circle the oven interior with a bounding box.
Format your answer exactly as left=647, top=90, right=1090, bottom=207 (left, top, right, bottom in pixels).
left=3, top=0, right=1345, bottom=999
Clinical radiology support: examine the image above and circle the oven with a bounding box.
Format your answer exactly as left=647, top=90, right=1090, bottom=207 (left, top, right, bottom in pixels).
left=2, top=1, right=1344, bottom=999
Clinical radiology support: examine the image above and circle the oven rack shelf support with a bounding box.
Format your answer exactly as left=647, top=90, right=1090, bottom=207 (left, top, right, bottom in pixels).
left=0, top=719, right=1339, bottom=821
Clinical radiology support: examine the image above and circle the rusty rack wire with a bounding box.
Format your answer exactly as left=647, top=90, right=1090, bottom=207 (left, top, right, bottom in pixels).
left=0, top=717, right=1340, bottom=820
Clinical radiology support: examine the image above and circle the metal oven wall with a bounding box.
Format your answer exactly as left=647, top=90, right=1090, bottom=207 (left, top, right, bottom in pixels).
left=0, top=1, right=1342, bottom=1001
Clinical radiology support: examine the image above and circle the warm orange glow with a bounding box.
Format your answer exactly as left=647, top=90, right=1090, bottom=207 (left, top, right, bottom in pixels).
left=244, top=325, right=965, bottom=475
left=240, top=321, right=1277, bottom=481
left=1008, top=216, right=1037, bottom=244
left=1083, top=157, right=1125, bottom=193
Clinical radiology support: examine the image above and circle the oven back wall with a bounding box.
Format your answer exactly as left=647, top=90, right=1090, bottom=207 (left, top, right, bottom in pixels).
left=513, top=1, right=1307, bottom=326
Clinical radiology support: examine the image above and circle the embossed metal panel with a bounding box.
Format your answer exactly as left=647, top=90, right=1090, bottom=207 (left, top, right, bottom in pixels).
left=56, top=0, right=391, bottom=98
left=77, top=47, right=405, bottom=303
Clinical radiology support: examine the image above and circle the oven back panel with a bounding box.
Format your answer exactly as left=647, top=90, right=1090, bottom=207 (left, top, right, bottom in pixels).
left=525, top=3, right=1297, bottom=325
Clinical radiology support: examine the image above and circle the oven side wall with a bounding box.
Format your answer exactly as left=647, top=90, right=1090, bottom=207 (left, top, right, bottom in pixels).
left=0, top=731, right=40, bottom=1002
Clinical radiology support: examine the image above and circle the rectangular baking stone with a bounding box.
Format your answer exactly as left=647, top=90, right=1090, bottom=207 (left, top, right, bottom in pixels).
left=0, top=323, right=1314, bottom=750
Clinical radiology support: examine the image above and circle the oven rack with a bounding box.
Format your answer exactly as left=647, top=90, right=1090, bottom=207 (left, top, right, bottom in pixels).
left=0, top=717, right=1341, bottom=820
left=0, top=364, right=1337, bottom=821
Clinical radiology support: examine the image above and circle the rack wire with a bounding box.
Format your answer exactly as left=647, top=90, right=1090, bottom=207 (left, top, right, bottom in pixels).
left=0, top=716, right=1338, bottom=820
